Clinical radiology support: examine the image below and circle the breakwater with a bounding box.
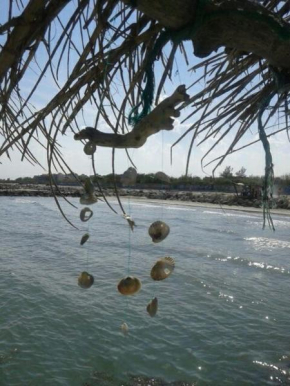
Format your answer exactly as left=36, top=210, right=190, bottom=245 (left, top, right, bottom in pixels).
left=1, top=183, right=290, bottom=210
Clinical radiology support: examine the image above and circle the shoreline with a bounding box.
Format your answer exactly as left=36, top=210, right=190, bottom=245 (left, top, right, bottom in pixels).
left=1, top=183, right=290, bottom=216
left=125, top=196, right=290, bottom=217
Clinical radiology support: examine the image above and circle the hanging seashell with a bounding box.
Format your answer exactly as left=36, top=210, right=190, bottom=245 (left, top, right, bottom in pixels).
left=79, top=193, right=98, bottom=205
left=121, top=322, right=129, bottom=335
left=80, top=207, right=93, bottom=222
left=155, top=171, right=170, bottom=183
left=123, top=214, right=136, bottom=231
left=80, top=178, right=98, bottom=205
left=147, top=297, right=158, bottom=317
left=148, top=221, right=170, bottom=243
left=84, top=178, right=95, bottom=195
left=117, top=276, right=141, bottom=295
left=121, top=167, right=137, bottom=186
left=80, top=233, right=90, bottom=245
left=150, top=257, right=175, bottom=281
left=78, top=271, right=94, bottom=289
left=84, top=141, right=96, bottom=155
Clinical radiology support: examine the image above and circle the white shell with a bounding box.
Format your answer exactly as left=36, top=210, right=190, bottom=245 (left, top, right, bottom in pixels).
left=123, top=214, right=136, bottom=231
left=80, top=207, right=93, bottom=222
left=121, top=322, right=129, bottom=335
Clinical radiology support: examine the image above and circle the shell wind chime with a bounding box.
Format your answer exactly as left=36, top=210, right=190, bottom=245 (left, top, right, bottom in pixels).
left=121, top=322, right=129, bottom=335
left=80, top=178, right=98, bottom=205
left=77, top=178, right=97, bottom=289
left=80, top=233, right=90, bottom=245
left=80, top=207, right=93, bottom=222
left=78, top=271, right=94, bottom=289
left=147, top=297, right=158, bottom=317
left=117, top=276, right=141, bottom=295
left=148, top=221, right=170, bottom=243
left=151, top=257, right=175, bottom=281
left=83, top=142, right=96, bottom=155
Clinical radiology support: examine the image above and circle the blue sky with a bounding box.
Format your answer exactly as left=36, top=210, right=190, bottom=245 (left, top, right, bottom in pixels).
left=1, top=1, right=290, bottom=180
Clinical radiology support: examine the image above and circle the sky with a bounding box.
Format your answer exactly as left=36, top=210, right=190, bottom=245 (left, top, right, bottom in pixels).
left=1, top=1, right=290, bottom=180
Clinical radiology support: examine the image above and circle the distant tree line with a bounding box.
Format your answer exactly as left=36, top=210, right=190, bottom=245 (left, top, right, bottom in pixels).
left=1, top=166, right=290, bottom=189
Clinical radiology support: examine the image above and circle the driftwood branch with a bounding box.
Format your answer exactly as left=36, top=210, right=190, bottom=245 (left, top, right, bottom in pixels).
left=74, top=85, right=189, bottom=149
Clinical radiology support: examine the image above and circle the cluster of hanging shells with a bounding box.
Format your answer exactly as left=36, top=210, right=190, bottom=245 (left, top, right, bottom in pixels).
left=76, top=172, right=175, bottom=333
left=77, top=178, right=96, bottom=290
left=117, top=217, right=174, bottom=328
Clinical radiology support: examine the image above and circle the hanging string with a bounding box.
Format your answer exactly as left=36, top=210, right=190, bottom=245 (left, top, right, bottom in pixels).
left=127, top=182, right=132, bottom=276
left=128, top=0, right=210, bottom=126
left=258, top=90, right=275, bottom=231
left=86, top=155, right=93, bottom=271
left=161, top=130, right=164, bottom=235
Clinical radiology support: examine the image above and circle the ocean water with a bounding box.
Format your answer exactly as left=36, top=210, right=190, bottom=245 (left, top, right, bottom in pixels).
left=1, top=197, right=290, bottom=386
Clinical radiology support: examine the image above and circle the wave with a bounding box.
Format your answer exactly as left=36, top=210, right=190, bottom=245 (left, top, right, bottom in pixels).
left=212, top=254, right=290, bottom=275
left=14, top=198, right=37, bottom=204
left=203, top=210, right=258, bottom=219
left=244, top=237, right=290, bottom=250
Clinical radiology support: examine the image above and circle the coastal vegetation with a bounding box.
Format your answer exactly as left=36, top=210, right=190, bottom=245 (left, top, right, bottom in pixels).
left=2, top=171, right=290, bottom=192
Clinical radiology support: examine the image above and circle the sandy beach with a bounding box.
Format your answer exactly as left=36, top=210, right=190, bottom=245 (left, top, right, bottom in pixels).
left=125, top=196, right=290, bottom=217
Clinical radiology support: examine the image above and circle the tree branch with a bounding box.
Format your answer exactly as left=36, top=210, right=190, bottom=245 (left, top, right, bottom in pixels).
left=123, top=0, right=290, bottom=70
left=74, top=85, right=189, bottom=149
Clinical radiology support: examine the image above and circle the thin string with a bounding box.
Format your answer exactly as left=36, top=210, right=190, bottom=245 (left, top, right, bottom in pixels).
left=126, top=155, right=133, bottom=310
left=86, top=154, right=93, bottom=271
left=161, top=131, right=164, bottom=249
left=127, top=192, right=132, bottom=276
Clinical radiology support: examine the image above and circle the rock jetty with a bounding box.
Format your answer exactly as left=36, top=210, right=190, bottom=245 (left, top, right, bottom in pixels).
left=1, top=183, right=290, bottom=210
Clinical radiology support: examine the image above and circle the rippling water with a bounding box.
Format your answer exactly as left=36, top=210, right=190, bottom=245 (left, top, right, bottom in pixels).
left=1, top=197, right=290, bottom=386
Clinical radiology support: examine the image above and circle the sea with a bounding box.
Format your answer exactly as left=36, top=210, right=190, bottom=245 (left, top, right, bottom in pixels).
left=1, top=196, right=290, bottom=386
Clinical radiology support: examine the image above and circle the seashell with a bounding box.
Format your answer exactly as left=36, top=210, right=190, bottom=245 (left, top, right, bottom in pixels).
left=80, top=207, right=93, bottom=222
left=79, top=193, right=98, bottom=205
left=123, top=214, right=136, bottom=231
left=117, top=276, right=141, bottom=295
left=147, top=297, right=158, bottom=317
left=80, top=233, right=90, bottom=245
left=121, top=167, right=137, bottom=186
left=84, top=141, right=96, bottom=155
left=121, top=322, right=129, bottom=335
left=84, top=178, right=95, bottom=195
left=150, top=257, right=175, bottom=281
left=78, top=271, right=94, bottom=289
left=155, top=171, right=170, bottom=183
left=148, top=221, right=170, bottom=243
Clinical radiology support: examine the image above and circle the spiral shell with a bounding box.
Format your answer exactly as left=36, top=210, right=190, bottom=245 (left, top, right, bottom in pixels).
left=84, top=141, right=96, bottom=155
left=147, top=297, right=158, bottom=317
left=80, top=207, right=93, bottom=222
left=150, top=257, right=175, bottom=281
left=117, top=276, right=141, bottom=295
left=148, top=221, right=170, bottom=243
left=80, top=233, right=90, bottom=246
left=78, top=271, right=94, bottom=289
